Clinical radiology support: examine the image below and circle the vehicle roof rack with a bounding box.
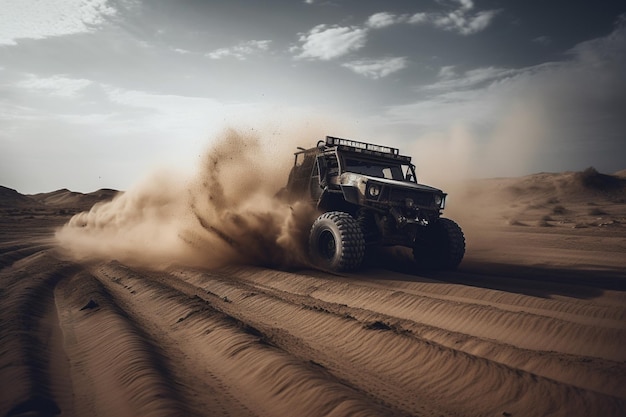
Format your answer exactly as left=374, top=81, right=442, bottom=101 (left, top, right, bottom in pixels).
left=325, top=136, right=411, bottom=162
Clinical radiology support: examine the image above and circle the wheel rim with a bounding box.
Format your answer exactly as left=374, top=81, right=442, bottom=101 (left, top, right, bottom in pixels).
left=318, top=230, right=336, bottom=260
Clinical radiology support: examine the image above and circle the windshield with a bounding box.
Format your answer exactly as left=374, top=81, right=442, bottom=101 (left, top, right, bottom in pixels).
left=343, top=157, right=416, bottom=183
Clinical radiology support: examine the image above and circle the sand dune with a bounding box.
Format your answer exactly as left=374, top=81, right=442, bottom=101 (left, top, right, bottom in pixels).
left=29, top=189, right=119, bottom=211
left=1, top=165, right=626, bottom=416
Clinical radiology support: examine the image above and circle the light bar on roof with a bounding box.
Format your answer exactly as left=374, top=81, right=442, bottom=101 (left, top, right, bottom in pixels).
left=326, top=136, right=399, bottom=155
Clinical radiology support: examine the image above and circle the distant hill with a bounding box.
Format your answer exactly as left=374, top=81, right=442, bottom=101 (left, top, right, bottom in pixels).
left=447, top=167, right=626, bottom=229
left=0, top=187, right=119, bottom=211
left=29, top=188, right=119, bottom=210
left=461, top=167, right=626, bottom=204
left=614, top=169, right=626, bottom=179
left=511, top=168, right=625, bottom=203
left=0, top=186, right=43, bottom=209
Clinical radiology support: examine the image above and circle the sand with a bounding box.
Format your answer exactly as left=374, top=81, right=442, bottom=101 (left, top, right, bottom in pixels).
left=1, top=166, right=626, bottom=417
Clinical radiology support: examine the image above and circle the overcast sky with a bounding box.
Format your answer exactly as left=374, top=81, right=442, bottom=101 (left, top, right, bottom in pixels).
left=1, top=0, right=625, bottom=193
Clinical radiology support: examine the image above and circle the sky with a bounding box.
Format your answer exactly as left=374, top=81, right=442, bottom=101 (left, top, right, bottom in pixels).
left=1, top=0, right=625, bottom=193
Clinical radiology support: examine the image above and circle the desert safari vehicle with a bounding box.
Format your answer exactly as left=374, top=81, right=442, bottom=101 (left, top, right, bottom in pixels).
left=282, top=136, right=465, bottom=272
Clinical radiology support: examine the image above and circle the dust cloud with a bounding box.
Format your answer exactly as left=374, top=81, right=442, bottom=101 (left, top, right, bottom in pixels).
left=56, top=128, right=320, bottom=270
left=55, top=105, right=557, bottom=270
left=405, top=99, right=554, bottom=226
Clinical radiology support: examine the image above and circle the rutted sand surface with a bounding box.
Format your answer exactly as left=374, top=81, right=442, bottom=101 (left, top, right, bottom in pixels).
left=1, top=209, right=625, bottom=417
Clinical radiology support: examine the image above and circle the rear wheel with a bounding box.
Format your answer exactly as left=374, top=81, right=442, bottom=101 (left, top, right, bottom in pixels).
left=413, top=218, right=465, bottom=270
left=309, top=211, right=365, bottom=271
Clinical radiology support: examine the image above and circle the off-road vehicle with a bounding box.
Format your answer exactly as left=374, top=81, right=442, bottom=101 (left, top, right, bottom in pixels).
left=282, top=136, right=465, bottom=271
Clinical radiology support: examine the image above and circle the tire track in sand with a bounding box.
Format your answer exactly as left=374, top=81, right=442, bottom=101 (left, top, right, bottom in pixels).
left=96, top=263, right=625, bottom=417
left=0, top=249, right=192, bottom=417
left=0, top=251, right=77, bottom=417
left=220, top=266, right=626, bottom=361
left=54, top=270, right=190, bottom=417
left=94, top=262, right=400, bottom=417
left=189, top=266, right=626, bottom=400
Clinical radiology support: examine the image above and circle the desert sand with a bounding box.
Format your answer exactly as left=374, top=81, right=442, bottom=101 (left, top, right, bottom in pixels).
left=1, top=165, right=626, bottom=417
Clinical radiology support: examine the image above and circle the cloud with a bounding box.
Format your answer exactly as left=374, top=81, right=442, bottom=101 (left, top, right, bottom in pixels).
left=378, top=18, right=626, bottom=176
left=293, top=11, right=399, bottom=61
left=3, top=74, right=225, bottom=139
left=15, top=74, right=93, bottom=97
left=0, top=0, right=116, bottom=45
left=291, top=11, right=405, bottom=62
left=533, top=35, right=552, bottom=46
left=424, top=66, right=525, bottom=92
left=101, top=86, right=225, bottom=135
left=566, top=15, right=626, bottom=66
left=342, top=57, right=408, bottom=79
left=293, top=24, right=368, bottom=60
left=434, top=9, right=498, bottom=35
left=207, top=40, right=272, bottom=60
left=409, top=0, right=499, bottom=35
left=437, top=65, right=457, bottom=80
left=366, top=12, right=405, bottom=29
left=292, top=3, right=498, bottom=63
left=409, top=13, right=428, bottom=24
left=384, top=64, right=538, bottom=131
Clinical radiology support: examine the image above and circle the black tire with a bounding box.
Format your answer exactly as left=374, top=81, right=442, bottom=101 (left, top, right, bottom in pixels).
left=309, top=211, right=365, bottom=271
left=413, top=218, right=465, bottom=270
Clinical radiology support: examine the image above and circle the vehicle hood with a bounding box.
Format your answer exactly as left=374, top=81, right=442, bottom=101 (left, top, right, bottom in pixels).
left=339, top=173, right=444, bottom=194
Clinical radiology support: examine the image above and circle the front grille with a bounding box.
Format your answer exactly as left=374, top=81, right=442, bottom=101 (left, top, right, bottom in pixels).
left=389, top=189, right=434, bottom=207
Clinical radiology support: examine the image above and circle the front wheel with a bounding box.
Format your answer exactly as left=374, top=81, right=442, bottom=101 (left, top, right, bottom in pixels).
left=309, top=211, right=365, bottom=271
left=413, top=218, right=465, bottom=270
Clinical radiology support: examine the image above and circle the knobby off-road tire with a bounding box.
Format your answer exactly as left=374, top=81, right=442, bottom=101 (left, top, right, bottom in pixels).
left=309, top=211, right=365, bottom=272
left=413, top=218, right=465, bottom=270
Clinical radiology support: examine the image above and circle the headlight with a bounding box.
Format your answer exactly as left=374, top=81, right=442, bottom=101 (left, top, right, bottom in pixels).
left=433, top=194, right=442, bottom=206
left=367, top=184, right=381, bottom=198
